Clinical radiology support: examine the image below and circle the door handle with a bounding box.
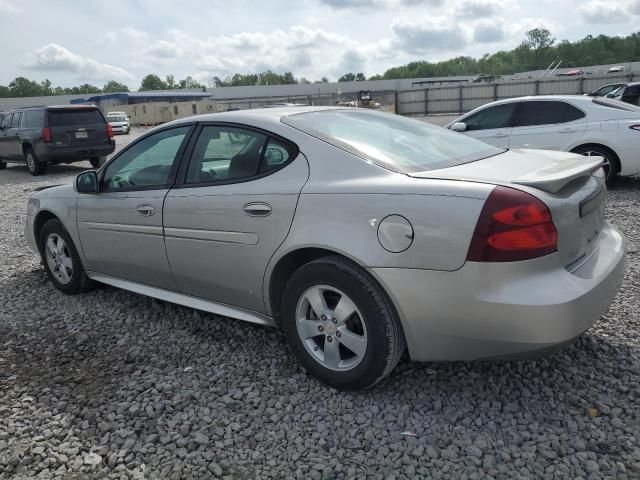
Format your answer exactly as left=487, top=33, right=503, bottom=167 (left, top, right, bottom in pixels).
left=493, top=132, right=508, bottom=138
left=136, top=205, right=156, bottom=217
left=243, top=202, right=272, bottom=217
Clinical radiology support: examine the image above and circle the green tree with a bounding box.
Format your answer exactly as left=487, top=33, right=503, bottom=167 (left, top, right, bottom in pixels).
left=178, top=76, right=204, bottom=89
left=0, top=85, right=10, bottom=98
left=139, top=74, right=167, bottom=91
left=165, top=75, right=176, bottom=89
left=338, top=73, right=356, bottom=82
left=9, top=77, right=43, bottom=97
left=321, top=76, right=329, bottom=83
left=103, top=80, right=130, bottom=93
left=368, top=74, right=383, bottom=80
left=523, top=28, right=555, bottom=69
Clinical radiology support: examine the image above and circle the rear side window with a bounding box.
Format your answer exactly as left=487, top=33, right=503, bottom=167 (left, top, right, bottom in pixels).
left=24, top=110, right=46, bottom=127
left=463, top=103, right=516, bottom=131
left=514, top=101, right=584, bottom=127
left=48, top=109, right=105, bottom=127
left=621, top=86, right=640, bottom=106
left=10, top=112, right=22, bottom=128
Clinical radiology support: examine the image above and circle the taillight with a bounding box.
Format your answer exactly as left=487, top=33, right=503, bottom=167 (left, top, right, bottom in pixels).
left=42, top=127, right=52, bottom=143
left=106, top=123, right=114, bottom=138
left=467, top=186, right=558, bottom=262
left=630, top=124, right=640, bottom=131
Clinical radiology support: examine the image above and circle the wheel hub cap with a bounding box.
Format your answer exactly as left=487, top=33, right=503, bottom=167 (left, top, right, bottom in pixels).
left=44, top=233, right=73, bottom=285
left=295, top=285, right=368, bottom=371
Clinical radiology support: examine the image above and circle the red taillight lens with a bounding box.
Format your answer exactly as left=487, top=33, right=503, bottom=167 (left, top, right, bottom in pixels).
left=630, top=124, right=640, bottom=131
left=467, top=186, right=558, bottom=262
left=106, top=123, right=114, bottom=138
left=42, top=127, right=52, bottom=143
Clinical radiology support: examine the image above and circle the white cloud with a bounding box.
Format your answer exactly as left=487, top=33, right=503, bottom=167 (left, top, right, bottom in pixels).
left=390, top=16, right=469, bottom=54
left=145, top=40, right=183, bottom=60
left=578, top=0, right=627, bottom=24
left=474, top=20, right=506, bottom=43
left=319, top=0, right=442, bottom=8
left=455, top=0, right=506, bottom=18
left=23, top=43, right=133, bottom=82
left=0, top=0, right=18, bottom=13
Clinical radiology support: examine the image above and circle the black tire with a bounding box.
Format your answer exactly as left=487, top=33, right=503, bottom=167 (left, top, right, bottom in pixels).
left=89, top=157, right=104, bottom=169
left=39, top=218, right=94, bottom=294
left=0, top=159, right=6, bottom=170
left=281, top=256, right=405, bottom=390
left=25, top=148, right=47, bottom=176
left=572, top=145, right=620, bottom=187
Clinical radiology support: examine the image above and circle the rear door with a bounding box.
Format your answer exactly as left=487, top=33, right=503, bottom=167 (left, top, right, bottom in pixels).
left=163, top=123, right=309, bottom=313
left=47, top=108, right=111, bottom=149
left=508, top=100, right=586, bottom=151
left=457, top=103, right=516, bottom=148
left=5, top=112, right=23, bottom=159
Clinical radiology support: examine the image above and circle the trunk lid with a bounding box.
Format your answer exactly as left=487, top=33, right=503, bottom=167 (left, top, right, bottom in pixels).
left=47, top=108, right=111, bottom=148
left=411, top=148, right=607, bottom=270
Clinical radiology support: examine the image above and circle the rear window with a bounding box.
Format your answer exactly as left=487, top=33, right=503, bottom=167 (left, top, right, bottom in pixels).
left=282, top=110, right=504, bottom=173
left=592, top=97, right=640, bottom=112
left=48, top=109, right=105, bottom=127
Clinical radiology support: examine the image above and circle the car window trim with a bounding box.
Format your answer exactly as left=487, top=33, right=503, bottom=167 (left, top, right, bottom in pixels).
left=173, top=121, right=300, bottom=189
left=99, top=123, right=197, bottom=193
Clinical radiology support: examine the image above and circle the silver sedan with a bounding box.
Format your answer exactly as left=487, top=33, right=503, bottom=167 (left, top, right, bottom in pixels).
left=25, top=107, right=626, bottom=390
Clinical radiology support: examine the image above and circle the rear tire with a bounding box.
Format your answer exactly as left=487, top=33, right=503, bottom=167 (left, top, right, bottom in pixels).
left=25, top=148, right=46, bottom=176
left=281, top=256, right=405, bottom=390
left=0, top=159, right=6, bottom=170
left=39, top=219, right=94, bottom=294
left=572, top=145, right=620, bottom=187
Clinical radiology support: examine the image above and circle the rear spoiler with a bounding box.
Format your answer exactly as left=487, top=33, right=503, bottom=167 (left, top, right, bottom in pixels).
left=512, top=156, right=603, bottom=193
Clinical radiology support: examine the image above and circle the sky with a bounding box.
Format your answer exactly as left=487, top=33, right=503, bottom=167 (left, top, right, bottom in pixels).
left=1, top=0, right=639, bottom=89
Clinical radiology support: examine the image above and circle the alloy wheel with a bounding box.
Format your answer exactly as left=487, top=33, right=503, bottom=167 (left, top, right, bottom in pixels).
left=44, top=233, right=73, bottom=285
left=295, top=285, right=368, bottom=371
left=581, top=150, right=611, bottom=181
left=26, top=153, right=35, bottom=172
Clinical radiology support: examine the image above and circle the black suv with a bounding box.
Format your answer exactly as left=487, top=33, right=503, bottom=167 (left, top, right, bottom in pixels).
left=0, top=105, right=116, bottom=175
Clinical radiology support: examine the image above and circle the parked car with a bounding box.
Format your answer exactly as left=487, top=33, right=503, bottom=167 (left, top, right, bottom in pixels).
left=446, top=95, right=640, bottom=185
left=25, top=107, right=626, bottom=389
left=605, top=82, right=640, bottom=106
left=106, top=111, right=131, bottom=134
left=588, top=83, right=627, bottom=97
left=0, top=105, right=115, bottom=175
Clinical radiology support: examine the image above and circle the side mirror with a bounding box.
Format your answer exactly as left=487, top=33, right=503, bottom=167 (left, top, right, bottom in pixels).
left=451, top=122, right=467, bottom=132
left=76, top=170, right=99, bottom=194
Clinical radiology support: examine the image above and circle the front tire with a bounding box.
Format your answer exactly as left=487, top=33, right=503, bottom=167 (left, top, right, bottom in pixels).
left=39, top=219, right=94, bottom=294
left=572, top=145, right=620, bottom=186
left=281, top=256, right=405, bottom=390
left=25, top=148, right=47, bottom=176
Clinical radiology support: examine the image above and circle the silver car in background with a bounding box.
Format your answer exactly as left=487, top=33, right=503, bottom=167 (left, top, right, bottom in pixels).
left=25, top=107, right=626, bottom=390
left=105, top=111, right=130, bottom=134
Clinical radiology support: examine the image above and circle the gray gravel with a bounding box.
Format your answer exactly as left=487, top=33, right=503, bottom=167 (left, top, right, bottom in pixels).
left=1, top=140, right=640, bottom=479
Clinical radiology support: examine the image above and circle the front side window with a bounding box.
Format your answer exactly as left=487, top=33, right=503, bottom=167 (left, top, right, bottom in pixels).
left=514, top=101, right=580, bottom=127
left=186, top=126, right=267, bottom=184
left=1, top=113, right=13, bottom=129
left=463, top=103, right=516, bottom=131
left=593, top=84, right=624, bottom=96
left=103, top=126, right=190, bottom=191
left=283, top=110, right=504, bottom=173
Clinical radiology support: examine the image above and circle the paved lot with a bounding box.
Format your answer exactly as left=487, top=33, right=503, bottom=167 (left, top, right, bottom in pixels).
left=0, top=126, right=639, bottom=479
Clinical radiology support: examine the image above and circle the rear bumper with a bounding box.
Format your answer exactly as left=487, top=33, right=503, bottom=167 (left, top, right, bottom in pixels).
left=35, top=141, right=115, bottom=163
left=370, top=222, right=626, bottom=362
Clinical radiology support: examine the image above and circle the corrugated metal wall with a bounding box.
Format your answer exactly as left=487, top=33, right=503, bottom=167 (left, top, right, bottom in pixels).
left=397, top=74, right=635, bottom=116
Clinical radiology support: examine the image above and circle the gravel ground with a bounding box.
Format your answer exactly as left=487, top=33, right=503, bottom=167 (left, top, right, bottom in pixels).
left=1, top=133, right=639, bottom=479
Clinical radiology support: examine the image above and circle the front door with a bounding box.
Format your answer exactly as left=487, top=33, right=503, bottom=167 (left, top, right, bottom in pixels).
left=77, top=125, right=193, bottom=290
left=163, top=124, right=309, bottom=313
left=0, top=113, right=15, bottom=159
left=458, top=102, right=516, bottom=148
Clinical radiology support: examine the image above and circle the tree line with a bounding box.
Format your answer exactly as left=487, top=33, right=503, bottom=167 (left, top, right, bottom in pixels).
left=1, top=29, right=639, bottom=98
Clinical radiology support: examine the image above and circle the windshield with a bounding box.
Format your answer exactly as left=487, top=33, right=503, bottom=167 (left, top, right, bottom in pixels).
left=107, top=114, right=126, bottom=121
left=282, top=109, right=504, bottom=173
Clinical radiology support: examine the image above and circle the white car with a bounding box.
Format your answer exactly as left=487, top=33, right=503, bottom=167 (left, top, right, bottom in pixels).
left=446, top=96, right=640, bottom=185
left=105, top=111, right=130, bottom=134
